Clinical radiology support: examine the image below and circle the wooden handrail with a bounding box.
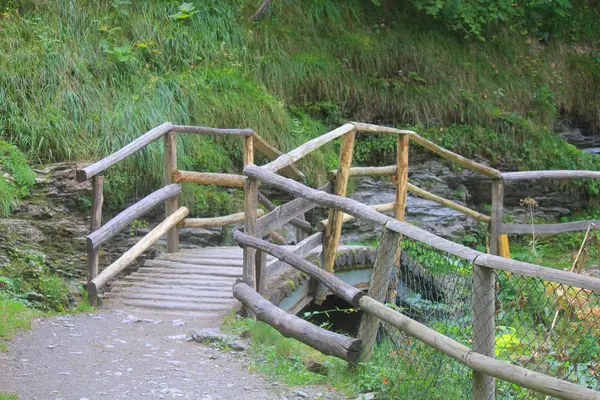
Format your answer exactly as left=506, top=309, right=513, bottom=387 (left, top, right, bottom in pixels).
left=173, top=170, right=246, bottom=187
left=87, top=184, right=181, bottom=252
left=171, top=125, right=254, bottom=136
left=317, top=202, right=394, bottom=231
left=87, top=206, right=189, bottom=299
left=253, top=133, right=306, bottom=181
left=262, top=123, right=356, bottom=174
left=501, top=220, right=600, bottom=234
left=77, top=122, right=173, bottom=182
left=502, top=170, right=600, bottom=180
left=183, top=210, right=264, bottom=228
left=327, top=165, right=396, bottom=181
left=244, top=163, right=600, bottom=291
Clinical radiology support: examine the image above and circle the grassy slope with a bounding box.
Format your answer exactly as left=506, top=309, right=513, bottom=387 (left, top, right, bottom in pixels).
left=0, top=0, right=599, bottom=213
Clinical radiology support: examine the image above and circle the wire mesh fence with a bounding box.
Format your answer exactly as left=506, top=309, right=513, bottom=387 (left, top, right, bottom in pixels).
left=357, top=227, right=600, bottom=399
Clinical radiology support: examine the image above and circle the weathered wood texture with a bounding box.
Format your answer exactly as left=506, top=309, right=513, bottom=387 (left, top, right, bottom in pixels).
left=183, top=210, right=265, bottom=228
left=502, top=170, right=600, bottom=181
left=233, top=231, right=365, bottom=306
left=474, top=254, right=600, bottom=291
left=395, top=135, right=409, bottom=221
left=358, top=228, right=401, bottom=362
left=473, top=179, right=502, bottom=399
left=77, top=122, right=173, bottom=182
left=327, top=165, right=396, bottom=181
left=262, top=123, right=355, bottom=173
left=87, top=184, right=182, bottom=252
left=256, top=192, right=312, bottom=234
left=358, top=296, right=600, bottom=400
left=256, top=183, right=332, bottom=238
left=317, top=202, right=394, bottom=231
left=87, top=176, right=104, bottom=282
left=351, top=123, right=502, bottom=178
left=245, top=164, right=600, bottom=291
left=253, top=133, right=306, bottom=181
left=243, top=136, right=258, bottom=294
left=322, top=130, right=356, bottom=273
left=295, top=213, right=308, bottom=243
left=499, top=234, right=511, bottom=258
left=88, top=207, right=189, bottom=297
left=233, top=282, right=361, bottom=363
left=328, top=167, right=492, bottom=223
left=500, top=220, right=600, bottom=234
left=266, top=232, right=323, bottom=275
left=171, top=125, right=254, bottom=137
left=408, top=183, right=491, bottom=223
left=267, top=231, right=288, bottom=245
left=164, top=132, right=179, bottom=253
left=172, top=170, right=245, bottom=187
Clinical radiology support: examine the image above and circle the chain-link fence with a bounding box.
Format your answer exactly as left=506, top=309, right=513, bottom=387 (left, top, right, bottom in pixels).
left=357, top=227, right=600, bottom=399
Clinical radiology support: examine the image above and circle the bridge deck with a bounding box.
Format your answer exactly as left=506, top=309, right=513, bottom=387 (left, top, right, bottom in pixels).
left=107, top=247, right=270, bottom=316
left=106, top=245, right=374, bottom=317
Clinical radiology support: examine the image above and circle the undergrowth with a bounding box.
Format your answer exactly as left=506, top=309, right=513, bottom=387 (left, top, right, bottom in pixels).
left=0, top=141, right=35, bottom=217
left=0, top=0, right=599, bottom=213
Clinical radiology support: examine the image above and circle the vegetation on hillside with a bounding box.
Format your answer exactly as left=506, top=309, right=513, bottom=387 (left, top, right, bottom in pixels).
left=0, top=0, right=599, bottom=213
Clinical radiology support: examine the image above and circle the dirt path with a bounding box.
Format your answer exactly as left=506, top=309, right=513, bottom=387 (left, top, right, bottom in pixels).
left=0, top=307, right=343, bottom=400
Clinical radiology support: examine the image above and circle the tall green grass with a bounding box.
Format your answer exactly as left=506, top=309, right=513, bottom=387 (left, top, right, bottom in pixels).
left=0, top=0, right=599, bottom=213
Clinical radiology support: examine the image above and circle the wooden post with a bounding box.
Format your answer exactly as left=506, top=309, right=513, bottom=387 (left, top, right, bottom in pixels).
left=243, top=135, right=259, bottom=294
left=498, top=234, right=510, bottom=258
left=472, top=179, right=502, bottom=399
left=389, top=134, right=409, bottom=301
left=358, top=228, right=401, bottom=362
left=317, top=129, right=356, bottom=304
left=296, top=213, right=308, bottom=243
left=87, top=175, right=104, bottom=289
left=164, top=131, right=179, bottom=253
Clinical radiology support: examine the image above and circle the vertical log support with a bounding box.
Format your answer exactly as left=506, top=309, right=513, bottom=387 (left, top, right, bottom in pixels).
left=389, top=134, right=409, bottom=301
left=87, top=175, right=104, bottom=287
left=296, top=213, right=308, bottom=243
left=87, top=175, right=104, bottom=305
left=243, top=135, right=259, bottom=295
left=358, top=228, right=402, bottom=362
left=472, top=179, right=502, bottom=399
left=316, top=129, right=356, bottom=304
left=164, top=131, right=179, bottom=253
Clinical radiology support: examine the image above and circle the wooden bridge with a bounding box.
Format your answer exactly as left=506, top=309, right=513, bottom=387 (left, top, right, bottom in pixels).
left=77, top=122, right=600, bottom=399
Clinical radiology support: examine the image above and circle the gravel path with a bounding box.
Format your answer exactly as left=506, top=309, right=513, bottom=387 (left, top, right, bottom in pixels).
left=0, top=307, right=344, bottom=400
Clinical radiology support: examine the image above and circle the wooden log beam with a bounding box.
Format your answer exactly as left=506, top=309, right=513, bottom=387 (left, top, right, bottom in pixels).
left=257, top=192, right=312, bottom=233
left=358, top=296, right=600, bottom=400
left=500, top=220, right=600, bottom=234
left=183, top=209, right=265, bottom=228
left=255, top=183, right=332, bottom=237
left=408, top=183, right=491, bottom=223
left=351, top=122, right=502, bottom=179
left=395, top=135, right=409, bottom=221
left=164, top=131, right=179, bottom=253
left=262, top=123, right=355, bottom=174
left=233, top=230, right=365, bottom=306
left=320, top=130, right=356, bottom=303
left=266, top=232, right=323, bottom=274
left=233, top=282, right=361, bottom=363
left=327, top=165, right=397, bottom=181
left=171, top=125, right=254, bottom=137
left=77, top=122, right=173, bottom=182
left=87, top=184, right=182, bottom=252
left=173, top=170, right=246, bottom=187
left=317, top=202, right=394, bottom=231
left=267, top=231, right=288, bottom=245
left=87, top=207, right=189, bottom=296
left=243, top=136, right=259, bottom=294
left=245, top=164, right=600, bottom=291
left=87, top=175, right=104, bottom=284
left=253, top=133, right=306, bottom=181
left=358, top=228, right=401, bottom=362
left=502, top=170, right=600, bottom=181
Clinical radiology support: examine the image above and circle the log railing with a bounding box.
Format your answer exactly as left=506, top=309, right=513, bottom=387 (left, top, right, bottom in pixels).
left=239, top=122, right=600, bottom=400
left=237, top=161, right=600, bottom=400
left=77, top=122, right=307, bottom=303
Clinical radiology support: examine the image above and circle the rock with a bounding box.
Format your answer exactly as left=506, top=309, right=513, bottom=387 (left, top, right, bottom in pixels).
left=356, top=393, right=375, bottom=400
left=305, top=360, right=328, bottom=375
left=292, top=389, right=309, bottom=399
left=27, top=292, right=45, bottom=302
left=191, top=328, right=249, bottom=351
